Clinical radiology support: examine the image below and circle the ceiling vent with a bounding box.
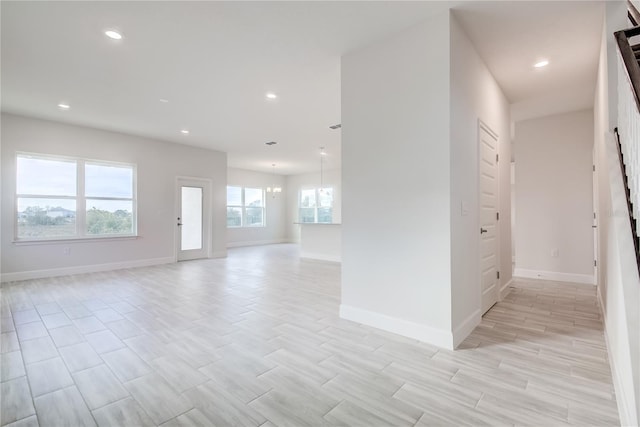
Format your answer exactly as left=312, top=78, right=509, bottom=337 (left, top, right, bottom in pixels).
left=265, top=141, right=277, bottom=146
left=329, top=124, right=342, bottom=130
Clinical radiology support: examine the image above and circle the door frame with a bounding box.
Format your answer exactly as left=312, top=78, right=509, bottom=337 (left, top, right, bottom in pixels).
left=477, top=119, right=501, bottom=313
left=592, top=145, right=598, bottom=284
left=174, top=176, right=213, bottom=262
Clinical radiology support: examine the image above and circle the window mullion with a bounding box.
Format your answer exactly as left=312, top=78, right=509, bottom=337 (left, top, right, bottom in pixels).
left=77, top=160, right=86, bottom=237
left=15, top=194, right=77, bottom=199
left=242, top=187, right=246, bottom=227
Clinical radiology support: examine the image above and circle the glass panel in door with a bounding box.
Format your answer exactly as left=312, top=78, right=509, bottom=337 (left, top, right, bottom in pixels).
left=181, top=186, right=203, bottom=251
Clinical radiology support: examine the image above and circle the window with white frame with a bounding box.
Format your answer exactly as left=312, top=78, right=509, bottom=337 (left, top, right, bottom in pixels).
left=226, top=186, right=265, bottom=227
left=299, top=187, right=333, bottom=223
left=16, top=154, right=136, bottom=240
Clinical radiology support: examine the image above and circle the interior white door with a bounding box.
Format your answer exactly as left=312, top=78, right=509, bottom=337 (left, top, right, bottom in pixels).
left=177, top=179, right=210, bottom=261
left=479, top=123, right=500, bottom=314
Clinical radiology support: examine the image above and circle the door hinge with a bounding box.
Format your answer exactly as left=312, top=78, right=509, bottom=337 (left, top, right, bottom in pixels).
left=496, top=154, right=499, bottom=163
left=593, top=165, right=596, bottom=172
left=594, top=212, right=596, bottom=219
left=497, top=271, right=500, bottom=279
left=594, top=260, right=597, bottom=267
left=496, top=212, right=499, bottom=221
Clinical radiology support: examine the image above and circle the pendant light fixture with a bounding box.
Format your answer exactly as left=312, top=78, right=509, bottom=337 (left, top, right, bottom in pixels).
left=266, top=163, right=282, bottom=197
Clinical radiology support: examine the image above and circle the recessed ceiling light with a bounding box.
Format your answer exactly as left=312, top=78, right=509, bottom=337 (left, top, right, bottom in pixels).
left=159, top=99, right=169, bottom=103
left=534, top=60, right=549, bottom=68
left=181, top=129, right=189, bottom=135
left=265, top=93, right=277, bottom=100
left=105, top=30, right=123, bottom=40
left=57, top=103, right=70, bottom=110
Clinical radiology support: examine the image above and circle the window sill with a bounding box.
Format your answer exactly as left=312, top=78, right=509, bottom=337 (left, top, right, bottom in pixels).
left=13, top=235, right=140, bottom=246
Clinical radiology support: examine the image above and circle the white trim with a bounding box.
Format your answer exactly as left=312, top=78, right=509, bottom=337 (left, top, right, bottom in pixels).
left=13, top=236, right=139, bottom=245
left=300, top=251, right=341, bottom=263
left=597, top=288, right=638, bottom=427
left=227, top=239, right=286, bottom=248
left=513, top=268, right=595, bottom=285
left=452, top=309, right=481, bottom=349
left=1, top=256, right=174, bottom=284
left=339, top=304, right=453, bottom=350
left=500, top=278, right=514, bottom=300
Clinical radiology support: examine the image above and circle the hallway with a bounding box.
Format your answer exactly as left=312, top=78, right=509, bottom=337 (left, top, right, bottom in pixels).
left=1, top=244, right=618, bottom=426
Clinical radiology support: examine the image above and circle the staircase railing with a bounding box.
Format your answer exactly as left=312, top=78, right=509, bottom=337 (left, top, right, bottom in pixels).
left=614, top=5, right=640, bottom=271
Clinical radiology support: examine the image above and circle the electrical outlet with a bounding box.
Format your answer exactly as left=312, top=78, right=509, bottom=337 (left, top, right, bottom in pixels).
left=551, top=248, right=559, bottom=258
left=63, top=247, right=71, bottom=256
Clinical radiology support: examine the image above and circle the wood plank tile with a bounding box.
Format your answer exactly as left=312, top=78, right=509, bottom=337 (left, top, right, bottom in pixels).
left=1, top=351, right=26, bottom=382
left=123, top=373, right=193, bottom=425
left=34, top=386, right=96, bottom=427
left=92, top=397, right=155, bottom=427
left=72, top=365, right=130, bottom=410
left=48, top=325, right=85, bottom=348
left=20, top=337, right=58, bottom=365
left=1, top=377, right=36, bottom=425
left=25, top=357, right=74, bottom=397
left=58, top=342, right=103, bottom=373
left=184, top=380, right=267, bottom=427
left=3, top=415, right=39, bottom=427
left=0, top=246, right=620, bottom=426
left=101, top=347, right=152, bottom=382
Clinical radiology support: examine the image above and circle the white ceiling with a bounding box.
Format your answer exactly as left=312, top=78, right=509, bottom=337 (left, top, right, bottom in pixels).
left=452, top=1, right=604, bottom=122
left=2, top=1, right=605, bottom=175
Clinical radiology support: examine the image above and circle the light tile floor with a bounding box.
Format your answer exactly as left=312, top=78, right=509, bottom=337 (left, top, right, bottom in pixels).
left=0, top=244, right=619, bottom=426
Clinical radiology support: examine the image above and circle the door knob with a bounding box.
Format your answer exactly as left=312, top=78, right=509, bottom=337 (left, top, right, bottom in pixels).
left=480, top=228, right=488, bottom=234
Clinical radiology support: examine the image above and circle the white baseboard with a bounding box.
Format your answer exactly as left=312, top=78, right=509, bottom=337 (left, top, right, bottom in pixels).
left=500, top=278, right=514, bottom=300
left=340, top=304, right=453, bottom=350
left=301, top=251, right=341, bottom=263
left=452, top=309, right=481, bottom=349
left=597, top=287, right=638, bottom=427
left=226, top=239, right=286, bottom=249
left=1, top=256, right=175, bottom=284
left=211, top=251, right=227, bottom=259
left=513, top=268, right=595, bottom=285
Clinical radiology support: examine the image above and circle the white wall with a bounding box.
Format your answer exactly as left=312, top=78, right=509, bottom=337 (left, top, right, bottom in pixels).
left=449, top=13, right=512, bottom=341
left=227, top=167, right=286, bottom=247
left=341, top=12, right=454, bottom=348
left=514, top=110, right=595, bottom=284
left=1, top=113, right=227, bottom=281
left=285, top=168, right=341, bottom=243
left=594, top=4, right=640, bottom=425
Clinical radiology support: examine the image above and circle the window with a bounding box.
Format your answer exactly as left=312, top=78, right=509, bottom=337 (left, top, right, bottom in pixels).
left=226, top=186, right=264, bottom=227
left=16, top=154, right=136, bottom=240
left=299, top=187, right=333, bottom=223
